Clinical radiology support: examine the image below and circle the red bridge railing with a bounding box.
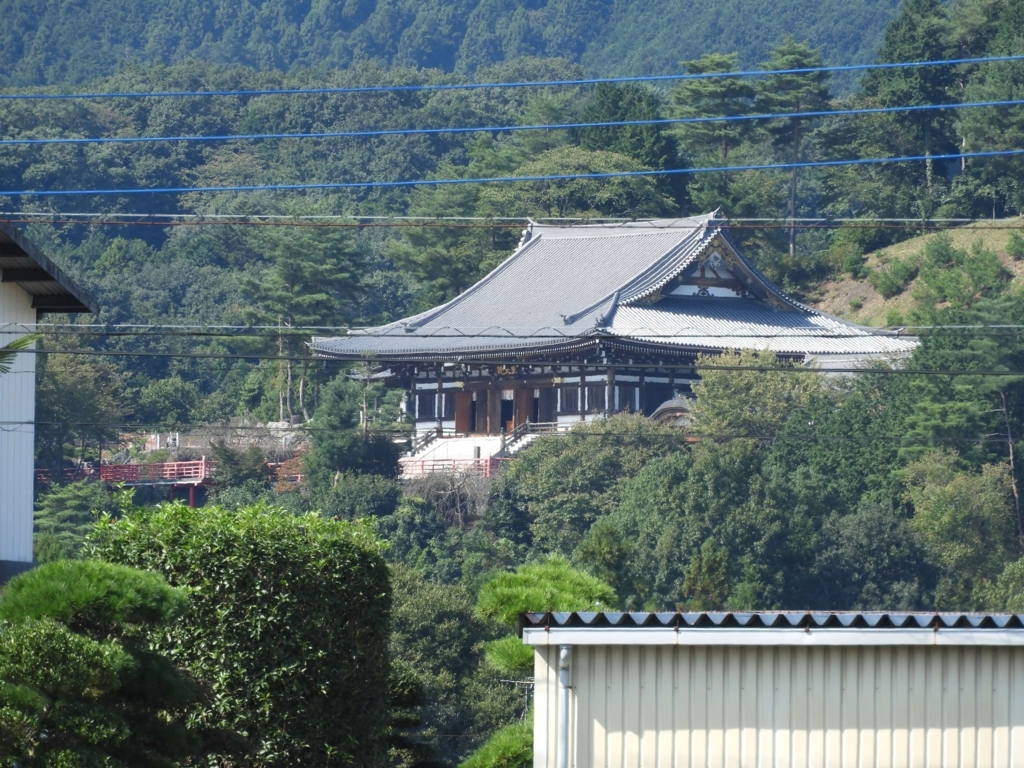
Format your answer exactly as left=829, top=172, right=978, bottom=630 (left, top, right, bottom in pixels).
left=37, top=460, right=216, bottom=485
left=99, top=459, right=214, bottom=483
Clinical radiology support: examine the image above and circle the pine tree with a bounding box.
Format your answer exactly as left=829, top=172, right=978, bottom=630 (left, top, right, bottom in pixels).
left=671, top=52, right=757, bottom=162
left=756, top=38, right=831, bottom=256
left=861, top=0, right=957, bottom=187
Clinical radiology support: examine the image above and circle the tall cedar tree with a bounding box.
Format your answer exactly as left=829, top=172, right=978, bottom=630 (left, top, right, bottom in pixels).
left=241, top=209, right=360, bottom=422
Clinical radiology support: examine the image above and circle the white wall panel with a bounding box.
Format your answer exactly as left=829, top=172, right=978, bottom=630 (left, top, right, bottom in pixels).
left=534, top=644, right=1024, bottom=768
left=0, top=282, right=35, bottom=562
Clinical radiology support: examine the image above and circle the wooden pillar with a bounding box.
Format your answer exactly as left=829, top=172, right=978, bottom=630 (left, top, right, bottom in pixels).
left=488, top=374, right=502, bottom=435
left=476, top=390, right=488, bottom=434
left=188, top=486, right=196, bottom=508
left=606, top=368, right=615, bottom=415
left=639, top=372, right=646, bottom=416
left=515, top=388, right=532, bottom=428
left=436, top=376, right=443, bottom=436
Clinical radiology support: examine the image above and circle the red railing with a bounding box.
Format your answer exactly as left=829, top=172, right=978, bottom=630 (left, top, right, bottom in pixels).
left=399, top=457, right=510, bottom=478
left=35, top=466, right=98, bottom=484
left=100, top=459, right=214, bottom=483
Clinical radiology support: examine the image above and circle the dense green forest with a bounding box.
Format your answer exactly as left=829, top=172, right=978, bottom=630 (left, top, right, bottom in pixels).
left=0, top=0, right=897, bottom=87
left=12, top=0, right=1024, bottom=765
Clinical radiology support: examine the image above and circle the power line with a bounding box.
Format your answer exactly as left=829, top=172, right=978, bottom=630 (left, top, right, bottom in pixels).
left=5, top=323, right=1024, bottom=339
left=5, top=97, right=1024, bottom=147
left=6, top=345, right=1024, bottom=377
left=6, top=419, right=1023, bottom=445
left=5, top=148, right=1024, bottom=198
left=0, top=213, right=998, bottom=222
left=3, top=212, right=1024, bottom=232
left=5, top=217, right=1024, bottom=231
left=3, top=53, right=1024, bottom=101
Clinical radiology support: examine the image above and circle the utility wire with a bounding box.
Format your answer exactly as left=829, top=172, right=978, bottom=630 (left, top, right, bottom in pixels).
left=0, top=213, right=999, bottom=222
left=4, top=218, right=1024, bottom=231
left=3, top=53, right=1024, bottom=101
left=6, top=324, right=1024, bottom=339
left=3, top=213, right=1024, bottom=231
left=5, top=98, right=1024, bottom=147
left=6, top=420, right=1024, bottom=445
left=4, top=345, right=1024, bottom=377
left=6, top=148, right=1024, bottom=197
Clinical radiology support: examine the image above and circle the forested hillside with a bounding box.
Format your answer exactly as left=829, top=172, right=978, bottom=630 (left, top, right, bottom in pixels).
left=0, top=0, right=898, bottom=87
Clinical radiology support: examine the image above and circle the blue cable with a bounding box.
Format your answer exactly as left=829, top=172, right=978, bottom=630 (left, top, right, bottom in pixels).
left=2, top=54, right=1024, bottom=101
left=3, top=149, right=1022, bottom=197
left=4, top=98, right=1023, bottom=147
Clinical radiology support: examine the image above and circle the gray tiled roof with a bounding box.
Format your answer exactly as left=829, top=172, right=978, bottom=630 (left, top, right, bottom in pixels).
left=312, top=213, right=917, bottom=361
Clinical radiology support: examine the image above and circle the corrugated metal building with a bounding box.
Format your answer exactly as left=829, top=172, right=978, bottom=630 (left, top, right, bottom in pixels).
left=522, top=611, right=1024, bottom=768
left=0, top=223, right=96, bottom=581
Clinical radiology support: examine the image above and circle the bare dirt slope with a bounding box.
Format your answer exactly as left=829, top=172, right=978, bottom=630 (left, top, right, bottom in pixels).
left=809, top=219, right=1024, bottom=327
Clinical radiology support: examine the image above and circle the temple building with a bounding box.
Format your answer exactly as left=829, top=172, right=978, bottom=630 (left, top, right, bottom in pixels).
left=312, top=213, right=916, bottom=455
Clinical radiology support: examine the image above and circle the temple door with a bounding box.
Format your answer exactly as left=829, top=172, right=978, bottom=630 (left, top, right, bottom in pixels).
left=537, top=387, right=556, bottom=423
left=454, top=391, right=473, bottom=433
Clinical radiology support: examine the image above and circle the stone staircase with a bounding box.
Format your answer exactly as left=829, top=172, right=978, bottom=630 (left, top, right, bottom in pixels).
left=399, top=423, right=566, bottom=477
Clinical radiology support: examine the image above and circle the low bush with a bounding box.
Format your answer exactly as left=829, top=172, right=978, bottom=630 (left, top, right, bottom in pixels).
left=868, top=255, right=919, bottom=299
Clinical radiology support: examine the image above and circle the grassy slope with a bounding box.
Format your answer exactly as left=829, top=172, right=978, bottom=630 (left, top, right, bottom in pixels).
left=810, top=219, right=1024, bottom=326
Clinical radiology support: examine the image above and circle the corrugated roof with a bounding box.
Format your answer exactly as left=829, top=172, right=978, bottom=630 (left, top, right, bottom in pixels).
left=0, top=223, right=97, bottom=314
left=312, top=213, right=917, bottom=362
left=519, top=611, right=1024, bottom=633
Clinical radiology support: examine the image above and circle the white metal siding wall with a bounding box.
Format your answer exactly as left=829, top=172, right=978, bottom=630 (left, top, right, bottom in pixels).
left=534, top=644, right=1024, bottom=768
left=0, top=282, right=35, bottom=562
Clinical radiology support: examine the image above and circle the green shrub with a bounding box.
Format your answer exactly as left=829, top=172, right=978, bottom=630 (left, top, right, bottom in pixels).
left=885, top=309, right=905, bottom=326
left=827, top=225, right=875, bottom=279
left=90, top=502, right=393, bottom=768
left=914, top=237, right=1010, bottom=308
left=1007, top=231, right=1024, bottom=261
left=868, top=255, right=919, bottom=299
left=459, top=721, right=532, bottom=768
left=312, top=471, right=403, bottom=519
left=0, top=560, right=206, bottom=767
